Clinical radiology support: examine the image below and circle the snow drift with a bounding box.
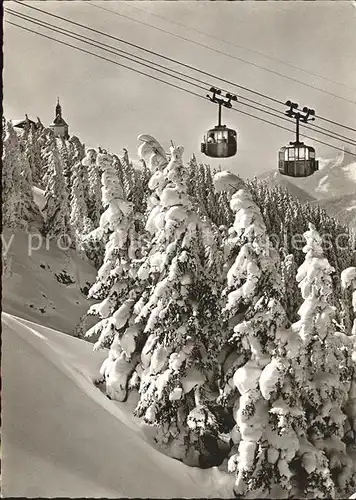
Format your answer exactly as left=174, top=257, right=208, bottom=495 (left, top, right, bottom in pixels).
left=2, top=312, right=234, bottom=498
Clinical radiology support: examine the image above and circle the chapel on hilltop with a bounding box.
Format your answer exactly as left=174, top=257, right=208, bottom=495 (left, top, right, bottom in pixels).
left=49, top=98, right=69, bottom=139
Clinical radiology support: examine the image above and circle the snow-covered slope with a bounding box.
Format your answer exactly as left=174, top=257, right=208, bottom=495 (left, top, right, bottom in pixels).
left=2, top=312, right=234, bottom=498
left=2, top=227, right=97, bottom=335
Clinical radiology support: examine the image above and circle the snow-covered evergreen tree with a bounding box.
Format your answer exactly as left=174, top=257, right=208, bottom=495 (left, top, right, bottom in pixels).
left=281, top=252, right=300, bottom=323
left=288, top=224, right=355, bottom=498
left=17, top=141, right=40, bottom=230
left=57, top=138, right=72, bottom=192
left=43, top=142, right=71, bottom=240
left=111, top=153, right=124, bottom=187
left=68, top=135, right=85, bottom=164
left=86, top=137, right=169, bottom=396
left=83, top=148, right=102, bottom=228
left=87, top=136, right=170, bottom=401
left=34, top=125, right=52, bottom=181
left=342, top=267, right=356, bottom=336
left=2, top=119, right=39, bottom=229
left=341, top=266, right=356, bottom=488
left=130, top=143, right=226, bottom=466
left=80, top=151, right=110, bottom=268
left=219, top=187, right=298, bottom=498
left=2, top=120, right=22, bottom=228
left=19, top=117, right=43, bottom=186
left=70, top=160, right=93, bottom=246
left=217, top=192, right=355, bottom=498
left=29, top=123, right=44, bottom=186
left=85, top=151, right=143, bottom=400
left=121, top=148, right=135, bottom=201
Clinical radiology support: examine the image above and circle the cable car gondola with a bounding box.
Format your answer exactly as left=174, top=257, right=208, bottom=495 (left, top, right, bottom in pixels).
left=278, top=142, right=318, bottom=177
left=279, top=101, right=319, bottom=178
left=201, top=88, right=238, bottom=159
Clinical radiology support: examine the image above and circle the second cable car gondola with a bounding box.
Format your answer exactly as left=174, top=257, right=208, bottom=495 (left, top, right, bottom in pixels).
left=279, top=101, right=319, bottom=178
left=201, top=88, right=238, bottom=159
left=278, top=142, right=318, bottom=177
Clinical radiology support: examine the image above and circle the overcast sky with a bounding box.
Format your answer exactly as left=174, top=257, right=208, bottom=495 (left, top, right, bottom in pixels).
left=4, top=1, right=356, bottom=177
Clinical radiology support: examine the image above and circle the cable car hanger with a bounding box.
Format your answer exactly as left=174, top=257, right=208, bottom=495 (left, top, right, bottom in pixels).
left=201, top=87, right=238, bottom=159
left=285, top=100, right=316, bottom=146
left=207, top=87, right=238, bottom=126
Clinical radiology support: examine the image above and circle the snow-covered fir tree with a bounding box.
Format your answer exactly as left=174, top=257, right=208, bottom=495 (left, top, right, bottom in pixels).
left=341, top=266, right=356, bottom=488
left=121, top=148, right=135, bottom=198
left=2, top=120, right=23, bottom=228
left=246, top=178, right=355, bottom=328
left=215, top=186, right=355, bottom=498
left=2, top=119, right=40, bottom=229
left=281, top=252, right=300, bottom=323
left=17, top=141, right=40, bottom=229
left=87, top=136, right=171, bottom=401
left=18, top=117, right=44, bottom=187
left=68, top=135, right=85, bottom=164
left=35, top=125, right=56, bottom=187
left=83, top=148, right=102, bottom=228
left=58, top=135, right=85, bottom=193
left=187, top=159, right=236, bottom=227
left=85, top=151, right=143, bottom=399
left=219, top=187, right=300, bottom=498
left=81, top=151, right=110, bottom=268
left=341, top=267, right=356, bottom=335
left=43, top=141, right=71, bottom=240
left=130, top=142, right=227, bottom=466
left=114, top=148, right=150, bottom=218
left=86, top=137, right=169, bottom=399
left=132, top=162, right=151, bottom=218
left=57, top=138, right=72, bottom=192
left=287, top=224, right=355, bottom=498
left=70, top=159, right=93, bottom=247
left=19, top=117, right=35, bottom=180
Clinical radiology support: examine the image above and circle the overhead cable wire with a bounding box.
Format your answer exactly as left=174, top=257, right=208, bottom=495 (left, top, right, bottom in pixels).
left=89, top=2, right=356, bottom=106
left=315, top=114, right=356, bottom=133
left=7, top=19, right=356, bottom=159
left=6, top=20, right=206, bottom=100
left=12, top=0, right=283, bottom=107
left=303, top=123, right=356, bottom=145
left=6, top=8, right=210, bottom=93
left=126, top=2, right=356, bottom=92
left=14, top=0, right=356, bottom=133
left=8, top=8, right=356, bottom=148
